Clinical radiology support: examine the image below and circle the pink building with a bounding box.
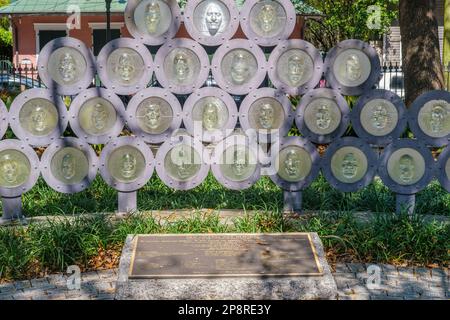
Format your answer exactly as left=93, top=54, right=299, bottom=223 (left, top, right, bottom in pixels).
left=0, top=0, right=131, bottom=66
left=0, top=0, right=320, bottom=68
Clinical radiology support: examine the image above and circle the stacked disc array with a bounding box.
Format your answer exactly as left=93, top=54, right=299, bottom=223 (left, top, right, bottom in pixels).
left=0, top=0, right=449, bottom=212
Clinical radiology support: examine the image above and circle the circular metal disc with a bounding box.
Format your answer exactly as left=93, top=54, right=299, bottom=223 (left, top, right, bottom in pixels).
left=351, top=89, right=407, bottom=146
left=96, top=38, right=154, bottom=95
left=240, top=0, right=296, bottom=47
left=436, top=145, right=450, bottom=193
left=155, top=134, right=210, bottom=190
left=269, top=136, right=320, bottom=191
left=322, top=137, right=378, bottom=192
left=378, top=139, right=435, bottom=194
left=37, top=37, right=96, bottom=96
left=40, top=137, right=98, bottom=194
left=211, top=39, right=267, bottom=95
left=324, top=39, right=381, bottom=96
left=268, top=40, right=324, bottom=96
left=408, top=90, right=450, bottom=147
left=183, top=0, right=240, bottom=46
left=0, top=139, right=40, bottom=198
left=9, top=88, right=68, bottom=147
left=126, top=87, right=183, bottom=144
left=68, top=88, right=126, bottom=145
left=0, top=99, right=8, bottom=139
left=154, top=38, right=210, bottom=94
left=239, top=88, right=294, bottom=138
left=99, top=136, right=155, bottom=192
left=183, top=87, right=238, bottom=143
left=125, top=0, right=182, bottom=46
left=211, top=134, right=261, bottom=190
left=295, top=88, right=350, bottom=144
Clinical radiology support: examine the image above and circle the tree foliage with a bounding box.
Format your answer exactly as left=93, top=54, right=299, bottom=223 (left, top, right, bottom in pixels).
left=302, top=0, right=398, bottom=51
left=0, top=0, right=11, bottom=48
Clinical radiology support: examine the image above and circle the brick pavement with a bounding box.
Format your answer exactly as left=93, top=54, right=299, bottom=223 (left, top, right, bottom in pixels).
left=0, top=264, right=448, bottom=300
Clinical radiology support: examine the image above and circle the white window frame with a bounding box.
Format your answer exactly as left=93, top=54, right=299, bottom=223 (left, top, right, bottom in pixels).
left=34, top=23, right=69, bottom=56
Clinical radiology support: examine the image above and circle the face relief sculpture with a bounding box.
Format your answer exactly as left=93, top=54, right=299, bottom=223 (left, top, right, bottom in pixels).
left=258, top=4, right=276, bottom=33
left=231, top=149, right=248, bottom=177
left=371, top=104, right=390, bottom=130
left=175, top=148, right=194, bottom=179
left=231, top=53, right=250, bottom=85
left=143, top=103, right=161, bottom=129
left=145, top=2, right=161, bottom=34
left=259, top=103, right=275, bottom=129
left=30, top=105, right=48, bottom=133
left=205, top=2, right=223, bottom=36
left=287, top=55, right=305, bottom=86
left=120, top=153, right=137, bottom=179
left=116, top=53, right=135, bottom=82
left=202, top=102, right=219, bottom=131
left=430, top=105, right=447, bottom=133
left=91, top=103, right=108, bottom=131
left=173, top=52, right=189, bottom=82
left=0, top=155, right=18, bottom=184
left=341, top=153, right=358, bottom=179
left=316, top=104, right=332, bottom=130
left=399, top=154, right=414, bottom=183
left=345, top=54, right=362, bottom=81
left=61, top=154, right=76, bottom=180
left=283, top=149, right=301, bottom=178
left=59, top=53, right=76, bottom=83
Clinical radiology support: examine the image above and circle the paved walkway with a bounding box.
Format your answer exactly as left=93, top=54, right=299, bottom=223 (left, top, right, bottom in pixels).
left=0, top=263, right=448, bottom=300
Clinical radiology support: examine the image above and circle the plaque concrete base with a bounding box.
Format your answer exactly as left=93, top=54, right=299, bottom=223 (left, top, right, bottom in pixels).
left=115, top=233, right=338, bottom=300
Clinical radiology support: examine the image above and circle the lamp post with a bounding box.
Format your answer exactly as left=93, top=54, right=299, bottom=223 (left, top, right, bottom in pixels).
left=105, top=0, right=112, bottom=43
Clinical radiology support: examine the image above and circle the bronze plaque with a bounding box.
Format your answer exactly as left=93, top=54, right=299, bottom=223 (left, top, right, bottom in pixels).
left=129, top=233, right=323, bottom=278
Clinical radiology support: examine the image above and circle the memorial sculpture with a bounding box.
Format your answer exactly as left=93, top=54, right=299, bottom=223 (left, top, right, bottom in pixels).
left=0, top=0, right=448, bottom=222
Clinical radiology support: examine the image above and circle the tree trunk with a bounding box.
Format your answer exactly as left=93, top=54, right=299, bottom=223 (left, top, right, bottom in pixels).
left=444, top=0, right=450, bottom=89
left=399, top=0, right=444, bottom=106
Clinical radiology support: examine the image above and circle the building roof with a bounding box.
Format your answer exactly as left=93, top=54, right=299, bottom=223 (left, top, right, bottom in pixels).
left=0, top=0, right=127, bottom=14
left=0, top=0, right=322, bottom=16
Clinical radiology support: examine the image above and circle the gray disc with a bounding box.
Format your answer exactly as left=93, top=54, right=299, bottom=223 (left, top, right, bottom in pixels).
left=210, top=134, right=261, bottom=190
left=40, top=137, right=98, bottom=194
left=378, top=139, right=435, bottom=194
left=436, top=145, right=450, bottom=193
left=239, top=87, right=294, bottom=139
left=0, top=99, right=8, bottom=139
left=183, top=87, right=238, bottom=143
left=268, top=39, right=324, bottom=96
left=324, top=39, right=381, bottom=96
left=155, top=134, right=210, bottom=190
left=351, top=89, right=407, bottom=146
left=321, top=137, right=378, bottom=192
left=211, top=39, right=267, bottom=95
left=183, top=0, right=240, bottom=46
left=154, top=38, right=210, bottom=94
left=68, top=88, right=126, bottom=145
left=9, top=88, right=68, bottom=147
left=240, top=0, right=296, bottom=47
left=124, top=0, right=182, bottom=46
left=96, top=38, right=154, bottom=95
left=37, top=37, right=96, bottom=96
left=408, top=90, right=450, bottom=147
left=269, top=136, right=320, bottom=191
left=0, top=139, right=40, bottom=198
left=295, top=88, right=350, bottom=144
left=99, top=136, right=155, bottom=192
left=126, top=87, right=183, bottom=144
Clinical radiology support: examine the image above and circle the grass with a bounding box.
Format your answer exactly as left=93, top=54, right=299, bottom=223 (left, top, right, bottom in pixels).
left=3, top=173, right=447, bottom=218
left=0, top=211, right=448, bottom=282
